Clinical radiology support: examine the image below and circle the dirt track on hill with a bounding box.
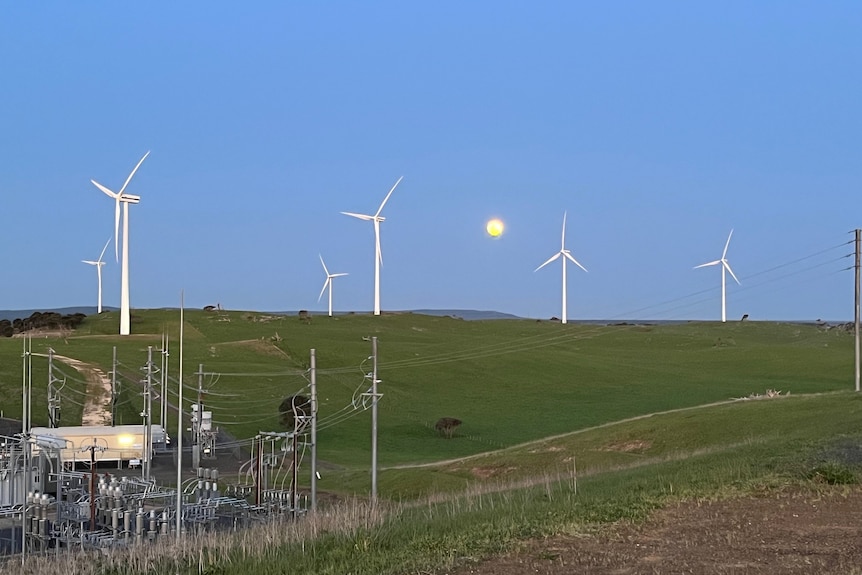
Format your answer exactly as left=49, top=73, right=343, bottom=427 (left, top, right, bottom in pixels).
left=441, top=486, right=862, bottom=575
left=52, top=354, right=112, bottom=425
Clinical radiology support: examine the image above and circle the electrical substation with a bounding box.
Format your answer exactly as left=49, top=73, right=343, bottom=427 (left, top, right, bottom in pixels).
left=0, top=336, right=372, bottom=562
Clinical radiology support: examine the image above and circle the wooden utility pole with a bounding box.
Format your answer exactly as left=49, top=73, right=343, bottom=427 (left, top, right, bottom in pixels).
left=855, top=229, right=860, bottom=392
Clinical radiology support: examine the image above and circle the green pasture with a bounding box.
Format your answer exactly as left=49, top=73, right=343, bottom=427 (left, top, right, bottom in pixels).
left=33, top=390, right=862, bottom=575
left=0, top=311, right=854, bottom=490
left=201, top=392, right=862, bottom=575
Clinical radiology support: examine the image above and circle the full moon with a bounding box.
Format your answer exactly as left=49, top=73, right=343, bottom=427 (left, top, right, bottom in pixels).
left=486, top=218, right=504, bottom=237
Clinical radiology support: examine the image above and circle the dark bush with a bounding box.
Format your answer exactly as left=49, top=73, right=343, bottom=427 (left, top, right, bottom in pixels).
left=434, top=417, right=462, bottom=439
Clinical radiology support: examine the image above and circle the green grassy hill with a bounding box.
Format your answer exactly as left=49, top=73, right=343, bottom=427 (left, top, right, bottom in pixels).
left=0, top=310, right=853, bottom=495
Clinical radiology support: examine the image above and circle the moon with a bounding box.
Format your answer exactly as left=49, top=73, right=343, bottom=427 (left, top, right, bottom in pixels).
left=486, top=218, right=504, bottom=237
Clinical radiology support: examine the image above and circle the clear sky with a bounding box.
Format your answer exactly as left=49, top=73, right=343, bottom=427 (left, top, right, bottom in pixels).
left=1, top=2, right=860, bottom=321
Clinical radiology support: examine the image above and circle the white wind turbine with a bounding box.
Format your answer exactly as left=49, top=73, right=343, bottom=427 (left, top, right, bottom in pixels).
left=91, top=151, right=149, bottom=335
left=82, top=238, right=112, bottom=314
left=318, top=254, right=348, bottom=317
left=341, top=176, right=403, bottom=316
left=535, top=211, right=588, bottom=324
left=694, top=229, right=740, bottom=323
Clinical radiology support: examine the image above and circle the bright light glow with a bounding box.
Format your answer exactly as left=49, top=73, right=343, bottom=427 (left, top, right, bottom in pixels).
left=117, top=434, right=135, bottom=446
left=486, top=218, right=504, bottom=237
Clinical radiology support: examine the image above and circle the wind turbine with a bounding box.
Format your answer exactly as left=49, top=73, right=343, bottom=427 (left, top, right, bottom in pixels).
left=341, top=176, right=403, bottom=316
left=694, top=229, right=740, bottom=323
left=91, top=151, right=149, bottom=335
left=82, top=238, right=112, bottom=314
left=535, top=211, right=588, bottom=324
left=318, top=254, right=348, bottom=317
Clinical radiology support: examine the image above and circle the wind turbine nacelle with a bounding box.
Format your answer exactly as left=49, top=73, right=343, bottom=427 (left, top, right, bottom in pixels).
left=120, top=195, right=141, bottom=204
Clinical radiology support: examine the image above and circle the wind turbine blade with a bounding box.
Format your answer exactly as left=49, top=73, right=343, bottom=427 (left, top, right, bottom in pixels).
left=331, top=273, right=349, bottom=278
left=319, top=254, right=330, bottom=275
left=535, top=252, right=561, bottom=272
left=118, top=151, right=150, bottom=196
left=560, top=211, right=567, bottom=250
left=722, top=229, right=734, bottom=259
left=375, top=176, right=403, bottom=217
left=318, top=278, right=330, bottom=302
left=693, top=260, right=721, bottom=269
left=82, top=260, right=98, bottom=265
left=91, top=180, right=118, bottom=199
left=97, top=237, right=111, bottom=263
left=563, top=252, right=588, bottom=272
left=341, top=211, right=374, bottom=221
left=724, top=261, right=741, bottom=284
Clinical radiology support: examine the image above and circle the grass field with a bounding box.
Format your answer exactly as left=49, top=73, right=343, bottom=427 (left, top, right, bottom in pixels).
left=9, top=390, right=862, bottom=574
left=0, top=310, right=855, bottom=493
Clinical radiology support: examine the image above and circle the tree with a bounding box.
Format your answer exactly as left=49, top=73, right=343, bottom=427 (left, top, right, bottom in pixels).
left=278, top=394, right=311, bottom=432
left=434, top=417, right=462, bottom=439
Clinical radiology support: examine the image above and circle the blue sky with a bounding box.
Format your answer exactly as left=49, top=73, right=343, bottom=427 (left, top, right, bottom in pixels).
left=1, top=2, right=860, bottom=321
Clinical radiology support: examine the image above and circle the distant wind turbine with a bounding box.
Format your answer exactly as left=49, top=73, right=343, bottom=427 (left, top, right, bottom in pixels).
left=82, top=237, right=112, bottom=314
left=694, top=229, right=740, bottom=323
left=341, top=176, right=403, bottom=316
left=535, top=211, right=588, bottom=324
left=91, top=151, right=149, bottom=335
left=318, top=254, right=348, bottom=317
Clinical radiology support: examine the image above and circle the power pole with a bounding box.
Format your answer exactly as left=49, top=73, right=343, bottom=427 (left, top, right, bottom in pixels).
left=371, top=336, right=379, bottom=502
left=111, top=346, right=118, bottom=426
left=20, top=338, right=31, bottom=564
left=194, top=364, right=203, bottom=469
left=159, top=333, right=169, bottom=428
left=310, top=348, right=317, bottom=512
left=22, top=338, right=28, bottom=434
left=855, top=229, right=860, bottom=392
left=143, top=346, right=153, bottom=482
left=175, top=292, right=184, bottom=538
left=291, top=427, right=298, bottom=518
left=88, top=440, right=97, bottom=531
left=47, top=348, right=62, bottom=428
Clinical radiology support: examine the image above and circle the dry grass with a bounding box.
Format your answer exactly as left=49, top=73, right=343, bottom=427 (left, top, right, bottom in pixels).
left=6, top=498, right=387, bottom=575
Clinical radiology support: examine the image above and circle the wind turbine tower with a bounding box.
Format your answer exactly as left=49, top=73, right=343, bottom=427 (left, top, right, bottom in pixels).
left=82, top=238, right=112, bottom=314
left=318, top=254, right=348, bottom=317
left=91, top=151, right=149, bottom=335
left=694, top=229, right=740, bottom=323
left=535, top=211, right=588, bottom=324
left=341, top=176, right=403, bottom=316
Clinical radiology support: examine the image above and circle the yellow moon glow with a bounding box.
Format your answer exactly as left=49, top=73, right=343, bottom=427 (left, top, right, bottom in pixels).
left=486, top=218, right=504, bottom=237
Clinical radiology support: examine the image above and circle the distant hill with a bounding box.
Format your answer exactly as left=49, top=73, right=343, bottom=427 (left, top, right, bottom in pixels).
left=408, top=309, right=522, bottom=320
left=0, top=307, right=518, bottom=322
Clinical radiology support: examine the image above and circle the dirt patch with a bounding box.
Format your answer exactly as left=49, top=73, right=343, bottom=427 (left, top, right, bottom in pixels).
left=601, top=439, right=652, bottom=453
left=444, top=486, right=862, bottom=574
left=470, top=466, right=518, bottom=480
left=528, top=446, right=564, bottom=454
